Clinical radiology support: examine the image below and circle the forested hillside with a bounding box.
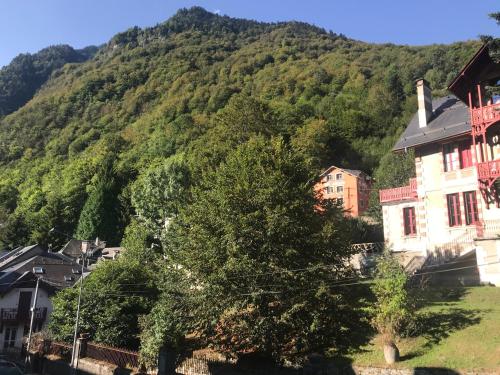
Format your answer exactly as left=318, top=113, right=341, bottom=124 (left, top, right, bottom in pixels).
left=0, top=7, right=481, bottom=248
left=0, top=44, right=98, bottom=115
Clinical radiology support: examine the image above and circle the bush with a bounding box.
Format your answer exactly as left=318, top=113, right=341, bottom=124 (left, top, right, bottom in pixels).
left=369, top=252, right=412, bottom=344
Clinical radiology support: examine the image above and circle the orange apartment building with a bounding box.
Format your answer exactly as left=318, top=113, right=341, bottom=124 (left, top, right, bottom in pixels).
left=315, top=166, right=372, bottom=217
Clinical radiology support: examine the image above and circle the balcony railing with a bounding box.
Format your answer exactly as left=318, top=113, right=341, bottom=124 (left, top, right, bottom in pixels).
left=0, top=307, right=47, bottom=322
left=379, top=178, right=417, bottom=203
left=477, top=159, right=500, bottom=181
left=470, top=102, right=500, bottom=128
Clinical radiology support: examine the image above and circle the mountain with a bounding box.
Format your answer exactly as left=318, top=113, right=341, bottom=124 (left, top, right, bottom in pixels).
left=0, top=44, right=98, bottom=115
left=0, top=6, right=481, bottom=248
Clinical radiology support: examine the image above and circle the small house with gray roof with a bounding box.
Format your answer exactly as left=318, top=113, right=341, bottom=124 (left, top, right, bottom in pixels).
left=379, top=43, right=500, bottom=286
left=0, top=244, right=86, bottom=353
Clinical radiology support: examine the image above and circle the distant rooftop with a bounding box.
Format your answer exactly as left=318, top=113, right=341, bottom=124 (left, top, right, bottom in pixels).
left=319, top=165, right=370, bottom=178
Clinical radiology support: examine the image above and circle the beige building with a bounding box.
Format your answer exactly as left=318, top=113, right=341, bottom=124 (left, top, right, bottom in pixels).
left=380, top=44, right=500, bottom=285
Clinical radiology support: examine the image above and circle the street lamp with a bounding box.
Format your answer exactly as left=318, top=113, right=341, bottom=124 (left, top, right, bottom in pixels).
left=24, top=269, right=42, bottom=373
left=48, top=228, right=87, bottom=374
left=70, top=241, right=88, bottom=374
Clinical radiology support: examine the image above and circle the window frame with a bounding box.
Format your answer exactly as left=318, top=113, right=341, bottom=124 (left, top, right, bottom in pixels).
left=459, top=140, right=473, bottom=169
left=443, top=143, right=460, bottom=172
left=336, top=186, right=344, bottom=193
left=463, top=191, right=479, bottom=225
left=336, top=173, right=343, bottom=180
left=446, top=193, right=462, bottom=227
left=403, top=207, right=417, bottom=236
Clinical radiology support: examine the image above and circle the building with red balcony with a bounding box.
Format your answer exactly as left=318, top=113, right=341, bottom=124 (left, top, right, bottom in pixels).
left=379, top=43, right=500, bottom=285
left=315, top=166, right=372, bottom=217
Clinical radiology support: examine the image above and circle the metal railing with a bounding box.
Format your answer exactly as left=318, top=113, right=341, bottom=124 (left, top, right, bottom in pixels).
left=86, top=342, right=139, bottom=369
left=379, top=178, right=417, bottom=203
left=0, top=307, right=47, bottom=322
left=477, top=159, right=500, bottom=180
left=470, top=102, right=500, bottom=128
left=351, top=242, right=384, bottom=255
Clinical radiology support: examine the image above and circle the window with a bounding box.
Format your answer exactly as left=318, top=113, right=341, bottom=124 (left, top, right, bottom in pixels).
left=325, top=186, right=334, bottom=194
left=443, top=143, right=460, bottom=172
left=444, top=141, right=473, bottom=171
left=403, top=207, right=417, bottom=236
left=336, top=198, right=344, bottom=206
left=447, top=193, right=462, bottom=226
left=459, top=140, right=473, bottom=168
left=463, top=191, right=479, bottom=225
left=33, top=266, right=45, bottom=274
left=3, top=327, right=16, bottom=349
left=326, top=174, right=333, bottom=181
left=336, top=173, right=342, bottom=180
left=336, top=186, right=343, bottom=193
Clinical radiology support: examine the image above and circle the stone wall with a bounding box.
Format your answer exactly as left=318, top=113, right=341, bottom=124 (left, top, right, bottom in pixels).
left=40, top=356, right=136, bottom=375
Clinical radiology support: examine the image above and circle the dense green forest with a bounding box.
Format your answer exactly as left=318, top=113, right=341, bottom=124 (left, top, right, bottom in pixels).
left=0, top=44, right=98, bottom=115
left=0, top=7, right=481, bottom=249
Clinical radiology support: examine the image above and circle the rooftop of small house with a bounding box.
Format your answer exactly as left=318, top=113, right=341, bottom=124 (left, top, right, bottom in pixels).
left=0, top=245, right=86, bottom=294
left=393, top=95, right=470, bottom=152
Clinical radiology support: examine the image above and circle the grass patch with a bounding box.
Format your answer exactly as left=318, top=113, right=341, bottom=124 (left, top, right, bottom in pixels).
left=335, top=286, right=500, bottom=370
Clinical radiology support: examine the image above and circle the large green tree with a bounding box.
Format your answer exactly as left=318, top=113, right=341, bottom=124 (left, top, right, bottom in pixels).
left=155, top=136, right=355, bottom=362
left=131, top=155, right=190, bottom=234
left=49, top=255, right=158, bottom=349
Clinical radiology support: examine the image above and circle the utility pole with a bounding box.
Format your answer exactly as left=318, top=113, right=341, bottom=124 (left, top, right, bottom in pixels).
left=71, top=247, right=86, bottom=374
left=25, top=277, right=40, bottom=373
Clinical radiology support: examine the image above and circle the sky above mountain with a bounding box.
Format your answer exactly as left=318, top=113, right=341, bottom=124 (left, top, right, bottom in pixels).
left=0, top=0, right=498, bottom=67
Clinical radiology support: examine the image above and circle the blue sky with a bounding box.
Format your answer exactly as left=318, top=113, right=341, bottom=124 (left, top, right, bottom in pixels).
left=0, top=0, right=499, bottom=67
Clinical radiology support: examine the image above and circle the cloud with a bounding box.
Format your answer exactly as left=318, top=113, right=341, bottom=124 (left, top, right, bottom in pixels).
left=214, top=9, right=221, bottom=15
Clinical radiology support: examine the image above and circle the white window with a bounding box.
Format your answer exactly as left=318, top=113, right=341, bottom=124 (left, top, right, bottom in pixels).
left=326, top=174, right=333, bottom=181
left=336, top=173, right=343, bottom=180
left=337, top=186, right=343, bottom=193
left=3, top=327, right=16, bottom=349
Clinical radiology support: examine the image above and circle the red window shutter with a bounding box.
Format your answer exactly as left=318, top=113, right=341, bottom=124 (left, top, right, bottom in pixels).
left=464, top=191, right=479, bottom=225
left=447, top=193, right=462, bottom=227
left=403, top=207, right=417, bottom=236
left=459, top=140, right=472, bottom=168
left=410, top=207, right=416, bottom=234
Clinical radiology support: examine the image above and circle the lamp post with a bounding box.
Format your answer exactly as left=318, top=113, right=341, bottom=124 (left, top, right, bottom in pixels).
left=48, top=228, right=88, bottom=374
left=70, top=242, right=87, bottom=374
left=24, top=275, right=40, bottom=373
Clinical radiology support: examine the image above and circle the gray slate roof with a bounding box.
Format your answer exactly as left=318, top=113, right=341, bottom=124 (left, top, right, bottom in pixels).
left=393, top=95, right=470, bottom=151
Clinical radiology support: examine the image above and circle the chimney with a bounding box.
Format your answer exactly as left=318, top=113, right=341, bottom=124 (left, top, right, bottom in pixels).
left=416, top=79, right=433, bottom=128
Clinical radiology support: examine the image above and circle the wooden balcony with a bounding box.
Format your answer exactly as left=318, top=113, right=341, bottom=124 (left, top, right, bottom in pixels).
left=0, top=307, right=47, bottom=323
left=379, top=178, right=417, bottom=203
left=470, top=102, right=500, bottom=131
left=477, top=159, right=500, bottom=182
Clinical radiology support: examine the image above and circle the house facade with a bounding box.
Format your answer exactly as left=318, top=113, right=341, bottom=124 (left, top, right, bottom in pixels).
left=0, top=244, right=85, bottom=352
left=316, top=166, right=372, bottom=217
left=380, top=44, right=500, bottom=285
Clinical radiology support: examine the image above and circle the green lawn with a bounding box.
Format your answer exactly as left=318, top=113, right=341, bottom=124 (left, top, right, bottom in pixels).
left=337, top=286, right=500, bottom=370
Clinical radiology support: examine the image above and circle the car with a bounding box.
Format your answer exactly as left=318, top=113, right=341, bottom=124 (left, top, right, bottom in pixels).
left=0, top=360, right=22, bottom=375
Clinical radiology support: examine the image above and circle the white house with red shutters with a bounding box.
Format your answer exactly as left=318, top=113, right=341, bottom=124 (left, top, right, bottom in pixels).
left=379, top=44, right=500, bottom=285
